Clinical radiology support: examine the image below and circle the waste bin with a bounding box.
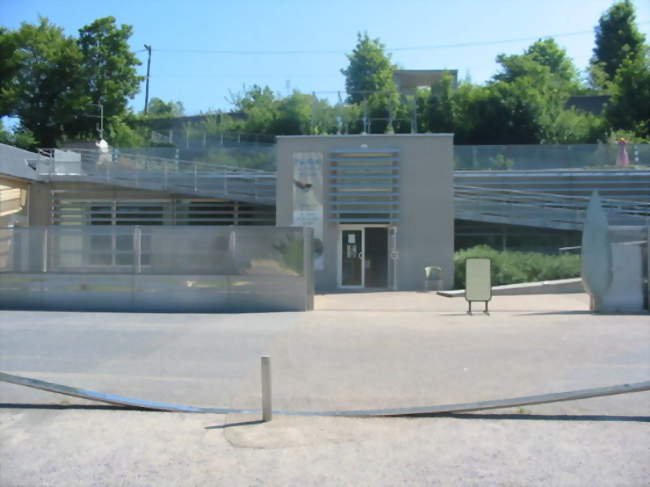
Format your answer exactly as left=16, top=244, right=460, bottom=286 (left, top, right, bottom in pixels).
left=424, top=266, right=442, bottom=291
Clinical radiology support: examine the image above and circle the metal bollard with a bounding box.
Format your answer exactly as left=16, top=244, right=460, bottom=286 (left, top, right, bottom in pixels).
left=261, top=356, right=272, bottom=422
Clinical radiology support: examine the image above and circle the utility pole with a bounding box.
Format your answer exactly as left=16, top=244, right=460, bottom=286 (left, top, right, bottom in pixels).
left=144, top=44, right=152, bottom=114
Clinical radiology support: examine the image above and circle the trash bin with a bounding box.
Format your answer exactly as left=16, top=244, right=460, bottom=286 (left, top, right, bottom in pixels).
left=424, top=266, right=442, bottom=291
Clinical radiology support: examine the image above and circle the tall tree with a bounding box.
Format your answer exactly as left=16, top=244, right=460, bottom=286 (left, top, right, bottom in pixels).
left=591, top=0, right=646, bottom=83
left=341, top=33, right=397, bottom=104
left=341, top=33, right=400, bottom=133
left=1, top=18, right=87, bottom=146
left=0, top=27, right=21, bottom=116
left=75, top=16, right=142, bottom=136
left=605, top=50, right=650, bottom=138
left=525, top=38, right=580, bottom=87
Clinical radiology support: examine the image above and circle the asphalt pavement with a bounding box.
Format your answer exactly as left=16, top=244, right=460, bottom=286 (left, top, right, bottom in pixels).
left=1, top=292, right=649, bottom=486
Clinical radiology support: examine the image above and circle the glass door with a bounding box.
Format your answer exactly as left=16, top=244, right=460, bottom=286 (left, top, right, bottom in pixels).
left=364, top=227, right=388, bottom=288
left=340, top=229, right=363, bottom=287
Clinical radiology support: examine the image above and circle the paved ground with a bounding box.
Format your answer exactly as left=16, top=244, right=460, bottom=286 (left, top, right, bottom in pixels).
left=1, top=292, right=649, bottom=486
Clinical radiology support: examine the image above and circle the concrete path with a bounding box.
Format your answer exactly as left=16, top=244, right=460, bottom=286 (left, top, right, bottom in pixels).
left=1, top=292, right=649, bottom=485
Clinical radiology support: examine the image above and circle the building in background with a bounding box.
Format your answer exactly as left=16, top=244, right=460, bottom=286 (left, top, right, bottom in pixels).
left=276, top=134, right=455, bottom=291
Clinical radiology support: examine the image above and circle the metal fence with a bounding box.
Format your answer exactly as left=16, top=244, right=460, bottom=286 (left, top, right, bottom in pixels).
left=454, top=144, right=650, bottom=171
left=0, top=226, right=313, bottom=312
left=33, top=148, right=276, bottom=205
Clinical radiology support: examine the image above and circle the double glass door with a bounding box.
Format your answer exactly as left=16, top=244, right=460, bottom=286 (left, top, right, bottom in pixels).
left=340, top=227, right=389, bottom=288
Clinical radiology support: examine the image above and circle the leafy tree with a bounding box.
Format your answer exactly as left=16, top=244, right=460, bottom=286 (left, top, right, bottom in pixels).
left=106, top=115, right=148, bottom=147
left=229, top=85, right=278, bottom=135
left=0, top=27, right=21, bottom=115
left=341, top=33, right=397, bottom=104
left=0, top=119, right=38, bottom=150
left=146, top=97, right=185, bottom=117
left=1, top=18, right=87, bottom=146
left=494, top=39, right=579, bottom=90
left=75, top=16, right=143, bottom=136
left=422, top=74, right=455, bottom=133
left=341, top=33, right=400, bottom=133
left=591, top=0, right=646, bottom=83
left=523, top=38, right=580, bottom=87
left=605, top=50, right=650, bottom=138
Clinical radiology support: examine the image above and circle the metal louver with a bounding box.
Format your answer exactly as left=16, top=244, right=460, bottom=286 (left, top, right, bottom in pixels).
left=329, top=149, right=400, bottom=223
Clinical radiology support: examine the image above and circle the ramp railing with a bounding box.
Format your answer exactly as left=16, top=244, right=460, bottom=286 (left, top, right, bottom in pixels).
left=32, top=148, right=276, bottom=205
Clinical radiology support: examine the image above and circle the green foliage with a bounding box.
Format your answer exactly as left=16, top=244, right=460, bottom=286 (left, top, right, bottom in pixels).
left=341, top=32, right=400, bottom=133
left=0, top=120, right=38, bottom=150
left=1, top=16, right=142, bottom=147
left=0, top=27, right=21, bottom=115
left=422, top=37, right=609, bottom=145
left=489, top=154, right=514, bottom=170
left=76, top=17, right=142, bottom=131
left=605, top=51, right=650, bottom=139
left=106, top=116, right=147, bottom=147
left=454, top=245, right=581, bottom=289
left=525, top=38, right=580, bottom=87
left=146, top=98, right=184, bottom=117
left=1, top=18, right=87, bottom=146
left=591, top=0, right=646, bottom=84
left=341, top=32, right=397, bottom=104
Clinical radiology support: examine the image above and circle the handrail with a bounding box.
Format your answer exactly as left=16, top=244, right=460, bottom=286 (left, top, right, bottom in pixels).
left=455, top=184, right=650, bottom=214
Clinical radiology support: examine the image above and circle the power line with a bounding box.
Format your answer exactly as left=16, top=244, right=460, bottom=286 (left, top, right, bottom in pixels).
left=150, top=21, right=649, bottom=56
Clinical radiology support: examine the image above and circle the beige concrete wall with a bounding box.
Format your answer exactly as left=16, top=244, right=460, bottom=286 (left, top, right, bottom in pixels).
left=276, top=134, right=454, bottom=291
left=27, top=182, right=52, bottom=226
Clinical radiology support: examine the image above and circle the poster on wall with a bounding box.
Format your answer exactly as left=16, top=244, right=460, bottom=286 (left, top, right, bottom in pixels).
left=292, top=152, right=324, bottom=270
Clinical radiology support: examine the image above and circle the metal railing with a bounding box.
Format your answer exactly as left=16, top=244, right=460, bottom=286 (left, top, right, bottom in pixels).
left=455, top=184, right=650, bottom=230
left=455, top=144, right=650, bottom=171
left=32, top=148, right=276, bottom=205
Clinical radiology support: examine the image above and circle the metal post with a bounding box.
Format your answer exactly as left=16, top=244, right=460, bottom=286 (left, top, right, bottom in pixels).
left=144, top=45, right=152, bottom=114
left=163, top=160, right=168, bottom=189
left=193, top=162, right=198, bottom=193
left=41, top=227, right=48, bottom=273
left=261, top=356, right=272, bottom=422
left=133, top=227, right=142, bottom=274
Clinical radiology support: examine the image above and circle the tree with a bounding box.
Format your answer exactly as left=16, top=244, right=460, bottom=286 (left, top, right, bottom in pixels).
left=341, top=33, right=400, bottom=133
left=1, top=16, right=143, bottom=147
left=605, top=50, right=650, bottom=138
left=341, top=33, right=397, bottom=104
left=494, top=39, right=579, bottom=90
left=524, top=38, right=580, bottom=87
left=1, top=18, right=87, bottom=146
left=0, top=27, right=21, bottom=115
left=229, top=85, right=278, bottom=135
left=146, top=98, right=185, bottom=117
left=591, top=0, right=646, bottom=83
left=75, top=16, right=142, bottom=136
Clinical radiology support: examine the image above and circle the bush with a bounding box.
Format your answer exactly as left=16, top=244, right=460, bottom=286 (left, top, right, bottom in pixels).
left=454, top=245, right=580, bottom=289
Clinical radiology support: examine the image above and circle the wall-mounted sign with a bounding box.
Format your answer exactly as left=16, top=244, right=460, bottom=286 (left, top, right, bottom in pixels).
left=292, top=152, right=324, bottom=270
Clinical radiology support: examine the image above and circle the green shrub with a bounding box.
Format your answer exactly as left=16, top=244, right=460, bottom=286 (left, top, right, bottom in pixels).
left=454, top=245, right=580, bottom=289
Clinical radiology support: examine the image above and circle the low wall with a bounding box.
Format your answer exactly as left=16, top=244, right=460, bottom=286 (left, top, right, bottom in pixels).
left=437, top=278, right=583, bottom=297
left=0, top=226, right=314, bottom=312
left=0, top=273, right=308, bottom=312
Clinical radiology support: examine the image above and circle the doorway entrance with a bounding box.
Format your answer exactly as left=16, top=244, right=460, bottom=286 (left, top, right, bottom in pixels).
left=339, top=227, right=389, bottom=289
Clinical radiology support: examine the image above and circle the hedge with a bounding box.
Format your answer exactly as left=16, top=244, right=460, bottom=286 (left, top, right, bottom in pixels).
left=454, top=245, right=581, bottom=289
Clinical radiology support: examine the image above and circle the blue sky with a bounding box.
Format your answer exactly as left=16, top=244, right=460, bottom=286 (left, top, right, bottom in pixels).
left=2, top=0, right=649, bottom=116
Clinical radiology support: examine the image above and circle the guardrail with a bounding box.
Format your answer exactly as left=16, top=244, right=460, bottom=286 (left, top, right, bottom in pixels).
left=455, top=185, right=650, bottom=230
left=33, top=148, right=276, bottom=205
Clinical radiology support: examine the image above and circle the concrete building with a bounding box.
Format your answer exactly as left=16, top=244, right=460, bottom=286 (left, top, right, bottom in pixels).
left=276, top=134, right=455, bottom=291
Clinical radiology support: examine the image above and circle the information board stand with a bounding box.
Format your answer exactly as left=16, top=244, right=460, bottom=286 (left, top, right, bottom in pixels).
left=465, top=258, right=492, bottom=315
